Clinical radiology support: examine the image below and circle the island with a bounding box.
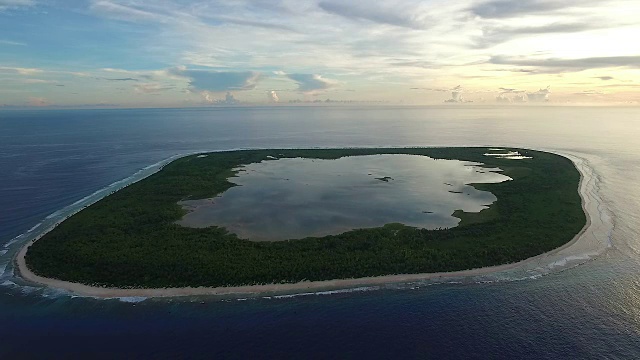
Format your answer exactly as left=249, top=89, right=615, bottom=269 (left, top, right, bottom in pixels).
left=19, top=147, right=587, bottom=296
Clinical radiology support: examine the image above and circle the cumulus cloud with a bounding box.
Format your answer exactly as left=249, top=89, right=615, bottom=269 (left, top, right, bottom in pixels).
left=201, top=91, right=239, bottom=105
left=267, top=90, right=279, bottom=103
left=285, top=73, right=337, bottom=94
left=527, top=86, right=551, bottom=102
left=496, top=86, right=550, bottom=102
left=496, top=93, right=527, bottom=103
left=496, top=95, right=511, bottom=103
left=450, top=85, right=463, bottom=102
left=444, top=85, right=472, bottom=103
left=169, top=67, right=262, bottom=92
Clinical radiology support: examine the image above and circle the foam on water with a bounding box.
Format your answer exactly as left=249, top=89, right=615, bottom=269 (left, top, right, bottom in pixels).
left=465, top=151, right=614, bottom=283
left=547, top=253, right=599, bottom=269
left=272, top=286, right=379, bottom=299
left=114, top=296, right=148, bottom=303
left=19, top=284, right=41, bottom=295
left=1, top=152, right=194, bottom=254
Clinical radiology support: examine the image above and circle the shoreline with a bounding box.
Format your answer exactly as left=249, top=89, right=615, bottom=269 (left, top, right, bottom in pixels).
left=14, top=149, right=593, bottom=299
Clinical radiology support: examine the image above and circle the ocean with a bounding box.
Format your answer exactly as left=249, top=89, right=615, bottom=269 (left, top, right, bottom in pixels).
left=0, top=106, right=639, bottom=358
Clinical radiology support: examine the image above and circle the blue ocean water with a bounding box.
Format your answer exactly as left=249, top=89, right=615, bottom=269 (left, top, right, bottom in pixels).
left=1, top=106, right=639, bottom=358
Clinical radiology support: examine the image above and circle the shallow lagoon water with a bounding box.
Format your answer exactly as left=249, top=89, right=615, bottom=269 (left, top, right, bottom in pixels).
left=177, top=154, right=511, bottom=240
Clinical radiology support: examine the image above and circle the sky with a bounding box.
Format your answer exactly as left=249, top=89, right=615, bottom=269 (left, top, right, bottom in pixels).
left=1, top=0, right=639, bottom=108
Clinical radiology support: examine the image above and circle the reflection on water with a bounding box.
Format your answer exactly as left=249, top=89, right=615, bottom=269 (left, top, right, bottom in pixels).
left=484, top=150, right=533, bottom=160
left=177, top=154, right=511, bottom=241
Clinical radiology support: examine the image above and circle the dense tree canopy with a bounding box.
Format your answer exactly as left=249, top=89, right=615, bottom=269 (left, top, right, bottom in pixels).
left=25, top=148, right=585, bottom=288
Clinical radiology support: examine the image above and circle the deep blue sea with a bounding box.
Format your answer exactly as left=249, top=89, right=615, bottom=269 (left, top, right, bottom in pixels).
left=1, top=106, right=639, bottom=358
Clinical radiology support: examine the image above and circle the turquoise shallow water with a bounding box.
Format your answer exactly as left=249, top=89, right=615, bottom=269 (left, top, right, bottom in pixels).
left=0, top=106, right=639, bottom=358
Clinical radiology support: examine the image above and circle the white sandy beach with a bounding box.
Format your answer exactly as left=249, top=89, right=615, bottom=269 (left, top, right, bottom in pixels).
left=14, top=151, right=604, bottom=299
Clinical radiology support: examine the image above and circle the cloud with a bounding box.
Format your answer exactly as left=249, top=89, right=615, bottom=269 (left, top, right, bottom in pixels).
left=267, top=90, right=279, bottom=103
left=0, top=66, right=43, bottom=75
left=90, top=1, right=168, bottom=23
left=133, top=83, right=174, bottom=94
left=105, top=77, right=139, bottom=81
left=0, top=0, right=35, bottom=11
left=599, top=83, right=640, bottom=89
left=489, top=55, right=640, bottom=71
left=445, top=85, right=471, bottom=103
left=2, top=0, right=637, bottom=107
left=527, top=86, right=551, bottom=102
left=474, top=22, right=598, bottom=48
left=318, top=1, right=427, bottom=29
left=0, top=39, right=26, bottom=46
left=496, top=95, right=511, bottom=103
left=285, top=73, right=337, bottom=93
left=469, top=0, right=591, bottom=19
left=207, top=16, right=295, bottom=32
left=498, top=87, right=524, bottom=93
left=596, top=76, right=614, bottom=81
left=101, top=67, right=135, bottom=73
left=23, top=79, right=56, bottom=84
left=201, top=91, right=239, bottom=105
left=92, top=1, right=294, bottom=33
left=496, top=86, right=551, bottom=102
left=410, top=87, right=450, bottom=92
left=574, top=90, right=605, bottom=95
left=496, top=92, right=527, bottom=103
left=391, top=60, right=437, bottom=69
left=169, top=67, right=262, bottom=92
left=28, top=96, right=51, bottom=107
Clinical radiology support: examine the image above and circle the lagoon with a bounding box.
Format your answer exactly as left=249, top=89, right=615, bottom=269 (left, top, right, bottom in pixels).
left=178, top=155, right=510, bottom=240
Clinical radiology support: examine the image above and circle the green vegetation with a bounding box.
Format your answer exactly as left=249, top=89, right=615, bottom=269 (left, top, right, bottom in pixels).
left=25, top=148, right=586, bottom=288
